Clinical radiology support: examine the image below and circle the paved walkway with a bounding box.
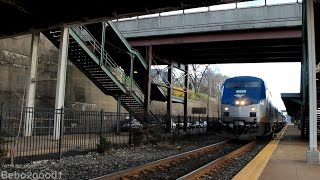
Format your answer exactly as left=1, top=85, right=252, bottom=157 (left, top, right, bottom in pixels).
left=258, top=125, right=320, bottom=180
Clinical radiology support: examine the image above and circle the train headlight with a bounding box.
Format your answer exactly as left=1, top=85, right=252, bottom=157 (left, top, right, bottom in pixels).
left=251, top=107, right=255, bottom=111
left=240, top=100, right=246, bottom=105
left=224, top=107, right=229, bottom=111
left=235, top=101, right=240, bottom=105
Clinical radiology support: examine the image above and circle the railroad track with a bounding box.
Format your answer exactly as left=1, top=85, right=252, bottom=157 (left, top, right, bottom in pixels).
left=91, top=139, right=257, bottom=180
left=178, top=140, right=257, bottom=179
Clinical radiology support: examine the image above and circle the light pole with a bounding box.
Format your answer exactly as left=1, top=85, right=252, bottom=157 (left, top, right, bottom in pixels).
left=207, top=80, right=211, bottom=117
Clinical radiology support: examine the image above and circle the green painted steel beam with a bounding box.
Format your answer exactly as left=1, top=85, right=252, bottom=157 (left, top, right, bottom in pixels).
left=69, top=28, right=127, bottom=93
left=107, top=21, right=148, bottom=69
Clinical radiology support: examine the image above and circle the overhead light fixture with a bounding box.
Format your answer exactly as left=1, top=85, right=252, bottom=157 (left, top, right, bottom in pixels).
left=134, top=70, right=138, bottom=74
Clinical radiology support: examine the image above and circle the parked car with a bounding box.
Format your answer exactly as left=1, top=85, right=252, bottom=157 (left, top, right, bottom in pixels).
left=193, top=121, right=200, bottom=128
left=121, top=119, right=143, bottom=131
left=177, top=122, right=191, bottom=129
left=171, top=120, right=176, bottom=130
left=163, top=119, right=177, bottom=130
left=199, top=121, right=207, bottom=128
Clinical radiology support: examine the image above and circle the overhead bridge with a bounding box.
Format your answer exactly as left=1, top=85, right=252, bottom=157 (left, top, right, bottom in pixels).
left=0, top=0, right=250, bottom=39
left=116, top=3, right=301, bottom=39
left=114, top=2, right=305, bottom=133
left=114, top=2, right=302, bottom=64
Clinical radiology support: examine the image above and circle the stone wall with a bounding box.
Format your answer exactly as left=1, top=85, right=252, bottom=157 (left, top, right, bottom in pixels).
left=151, top=98, right=219, bottom=117
left=0, top=34, right=124, bottom=112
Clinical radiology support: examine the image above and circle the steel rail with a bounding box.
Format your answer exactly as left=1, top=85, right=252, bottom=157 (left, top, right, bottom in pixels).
left=177, top=140, right=257, bottom=180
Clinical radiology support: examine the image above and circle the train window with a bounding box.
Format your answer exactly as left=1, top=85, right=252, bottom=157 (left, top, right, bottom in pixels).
left=243, top=81, right=260, bottom=88
left=225, top=82, right=241, bottom=88
left=225, top=81, right=260, bottom=88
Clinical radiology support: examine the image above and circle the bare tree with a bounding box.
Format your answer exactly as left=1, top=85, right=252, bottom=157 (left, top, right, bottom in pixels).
left=201, top=66, right=229, bottom=118
left=200, top=67, right=218, bottom=94
left=211, top=74, right=229, bottom=98
left=189, top=64, right=210, bottom=93
left=191, top=65, right=228, bottom=96
left=10, top=85, right=26, bottom=164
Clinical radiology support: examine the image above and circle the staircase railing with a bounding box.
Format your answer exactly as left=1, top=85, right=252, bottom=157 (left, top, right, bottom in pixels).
left=71, top=25, right=164, bottom=118
left=123, top=75, right=145, bottom=104
left=107, top=21, right=148, bottom=69
left=72, top=26, right=118, bottom=72
left=72, top=25, right=144, bottom=96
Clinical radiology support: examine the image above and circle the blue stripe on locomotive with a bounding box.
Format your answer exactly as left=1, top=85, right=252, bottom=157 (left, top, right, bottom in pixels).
left=221, top=76, right=266, bottom=105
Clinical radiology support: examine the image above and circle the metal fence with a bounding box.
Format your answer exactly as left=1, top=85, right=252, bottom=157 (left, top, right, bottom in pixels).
left=0, top=107, right=135, bottom=163
left=0, top=107, right=221, bottom=163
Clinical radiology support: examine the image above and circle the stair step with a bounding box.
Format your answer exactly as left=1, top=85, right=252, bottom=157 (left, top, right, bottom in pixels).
left=95, top=79, right=113, bottom=82
left=100, top=84, right=120, bottom=87
left=43, top=26, right=161, bottom=126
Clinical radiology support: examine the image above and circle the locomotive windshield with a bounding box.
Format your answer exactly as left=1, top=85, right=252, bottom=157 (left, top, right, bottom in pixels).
left=225, top=81, right=261, bottom=88
left=221, top=77, right=266, bottom=105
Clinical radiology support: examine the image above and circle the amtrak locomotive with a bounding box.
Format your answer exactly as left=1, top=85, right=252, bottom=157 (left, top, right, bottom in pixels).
left=220, top=76, right=284, bottom=139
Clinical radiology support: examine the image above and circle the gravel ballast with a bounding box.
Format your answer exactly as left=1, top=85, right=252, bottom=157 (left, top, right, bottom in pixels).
left=1, top=135, right=229, bottom=180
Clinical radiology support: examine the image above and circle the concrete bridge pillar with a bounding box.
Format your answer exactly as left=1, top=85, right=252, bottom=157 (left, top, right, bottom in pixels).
left=24, top=32, right=40, bottom=137
left=53, top=26, right=69, bottom=140
left=184, top=65, right=189, bottom=131
left=306, top=0, right=320, bottom=164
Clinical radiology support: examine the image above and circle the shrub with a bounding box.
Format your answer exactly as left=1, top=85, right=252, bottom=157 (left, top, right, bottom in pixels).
left=0, top=148, right=5, bottom=161
left=97, top=136, right=112, bottom=154
left=188, top=90, right=195, bottom=99
left=0, top=130, right=7, bottom=158
left=162, top=86, right=186, bottom=98
left=148, top=127, right=163, bottom=145
left=170, top=131, right=179, bottom=145
left=172, top=87, right=184, bottom=97
left=132, top=128, right=144, bottom=146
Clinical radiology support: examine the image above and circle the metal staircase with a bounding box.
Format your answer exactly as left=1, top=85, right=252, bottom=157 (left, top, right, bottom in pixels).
left=42, top=22, right=162, bottom=124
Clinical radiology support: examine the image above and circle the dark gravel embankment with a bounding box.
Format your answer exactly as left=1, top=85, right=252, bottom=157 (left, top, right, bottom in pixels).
left=1, top=135, right=227, bottom=180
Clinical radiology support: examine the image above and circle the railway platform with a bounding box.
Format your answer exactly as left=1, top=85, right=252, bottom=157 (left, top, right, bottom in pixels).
left=233, top=124, right=320, bottom=180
